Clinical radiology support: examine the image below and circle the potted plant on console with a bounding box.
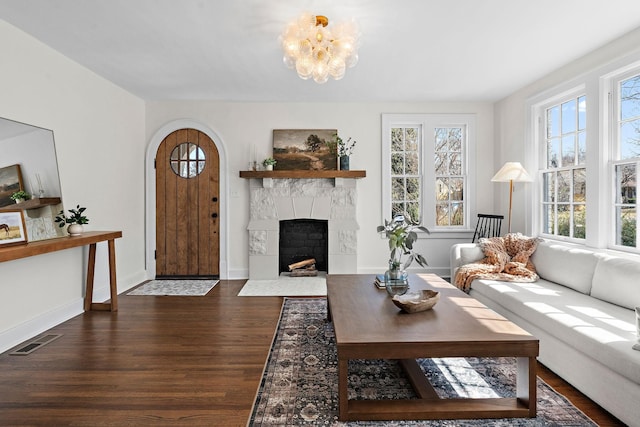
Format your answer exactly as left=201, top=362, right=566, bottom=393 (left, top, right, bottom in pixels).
left=262, top=157, right=277, bottom=171
left=55, top=205, right=89, bottom=236
left=10, top=190, right=31, bottom=204
left=377, top=215, right=429, bottom=295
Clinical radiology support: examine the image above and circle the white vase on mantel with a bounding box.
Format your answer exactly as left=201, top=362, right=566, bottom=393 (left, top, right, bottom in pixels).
left=67, top=224, right=84, bottom=236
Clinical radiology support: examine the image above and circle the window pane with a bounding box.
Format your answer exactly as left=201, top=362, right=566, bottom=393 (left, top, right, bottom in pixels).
left=578, top=96, right=586, bottom=131
left=391, top=128, right=403, bottom=151
left=392, top=178, right=404, bottom=201
left=391, top=153, right=404, bottom=175
left=436, top=202, right=449, bottom=226
left=620, top=74, right=640, bottom=121
left=434, top=152, right=446, bottom=175
left=617, top=164, right=636, bottom=204
left=557, top=171, right=571, bottom=202
left=406, top=177, right=420, bottom=200
left=547, top=106, right=560, bottom=138
left=561, top=99, right=576, bottom=134
left=451, top=202, right=464, bottom=226
left=577, top=131, right=586, bottom=165
left=557, top=204, right=570, bottom=236
left=405, top=128, right=418, bottom=150
left=449, top=128, right=463, bottom=151
left=391, top=203, right=404, bottom=220
left=405, top=151, right=419, bottom=175
left=573, top=205, right=586, bottom=239
left=434, top=128, right=448, bottom=151
left=543, top=204, right=554, bottom=234
left=548, top=138, right=560, bottom=168
left=450, top=178, right=463, bottom=201
left=616, top=206, right=636, bottom=247
left=405, top=202, right=420, bottom=224
left=573, top=168, right=586, bottom=202
left=543, top=172, right=555, bottom=202
left=436, top=178, right=449, bottom=200
left=562, top=134, right=575, bottom=166
left=449, top=153, right=462, bottom=175
left=620, top=119, right=640, bottom=159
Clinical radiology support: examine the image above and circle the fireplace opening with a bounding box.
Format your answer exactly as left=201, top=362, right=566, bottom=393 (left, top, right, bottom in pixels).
left=279, top=219, right=328, bottom=275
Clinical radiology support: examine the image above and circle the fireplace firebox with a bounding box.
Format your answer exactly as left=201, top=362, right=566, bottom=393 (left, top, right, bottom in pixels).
left=279, top=219, right=328, bottom=274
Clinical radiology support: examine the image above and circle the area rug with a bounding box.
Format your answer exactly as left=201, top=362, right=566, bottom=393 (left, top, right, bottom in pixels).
left=248, top=298, right=597, bottom=426
left=126, top=279, right=218, bottom=296
left=238, top=274, right=326, bottom=297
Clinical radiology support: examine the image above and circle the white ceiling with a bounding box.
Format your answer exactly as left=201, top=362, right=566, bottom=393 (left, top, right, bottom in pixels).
left=2, top=0, right=640, bottom=102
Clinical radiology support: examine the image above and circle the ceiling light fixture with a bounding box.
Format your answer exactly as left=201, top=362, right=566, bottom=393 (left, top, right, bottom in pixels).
left=281, top=13, right=360, bottom=84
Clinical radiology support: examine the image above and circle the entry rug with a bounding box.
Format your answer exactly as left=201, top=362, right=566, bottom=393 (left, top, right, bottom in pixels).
left=127, top=279, right=218, bottom=296
left=238, top=274, right=326, bottom=297
left=249, top=298, right=596, bottom=426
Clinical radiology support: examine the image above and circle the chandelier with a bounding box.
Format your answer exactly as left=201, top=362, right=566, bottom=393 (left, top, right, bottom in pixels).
left=281, top=13, right=360, bottom=84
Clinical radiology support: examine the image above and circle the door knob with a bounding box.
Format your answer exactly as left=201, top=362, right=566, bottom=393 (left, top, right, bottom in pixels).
left=211, top=213, right=218, bottom=218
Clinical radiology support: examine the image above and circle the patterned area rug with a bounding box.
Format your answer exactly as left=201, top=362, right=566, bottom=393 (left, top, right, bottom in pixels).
left=127, top=280, right=218, bottom=296
left=249, top=298, right=597, bottom=426
left=238, top=274, right=326, bottom=296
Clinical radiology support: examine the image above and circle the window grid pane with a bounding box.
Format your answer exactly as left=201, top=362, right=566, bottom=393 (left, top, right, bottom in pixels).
left=434, top=127, right=464, bottom=227
left=390, top=127, right=421, bottom=224
left=542, top=94, right=587, bottom=240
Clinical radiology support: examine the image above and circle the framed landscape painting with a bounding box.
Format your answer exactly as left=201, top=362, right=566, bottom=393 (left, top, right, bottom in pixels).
left=0, top=164, right=24, bottom=207
left=273, top=129, right=337, bottom=170
left=0, top=210, right=28, bottom=247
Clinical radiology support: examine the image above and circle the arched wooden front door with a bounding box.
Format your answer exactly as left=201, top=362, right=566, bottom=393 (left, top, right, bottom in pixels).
left=155, top=129, right=220, bottom=278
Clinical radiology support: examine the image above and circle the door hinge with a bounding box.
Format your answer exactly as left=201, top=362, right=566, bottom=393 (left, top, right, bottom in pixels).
left=154, top=159, right=156, bottom=169
left=154, top=250, right=156, bottom=259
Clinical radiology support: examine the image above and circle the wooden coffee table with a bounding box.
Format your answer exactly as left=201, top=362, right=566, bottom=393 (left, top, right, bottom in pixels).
left=326, top=273, right=539, bottom=422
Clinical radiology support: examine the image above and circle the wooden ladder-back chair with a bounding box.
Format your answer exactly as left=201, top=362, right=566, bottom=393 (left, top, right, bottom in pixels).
left=472, top=214, right=504, bottom=243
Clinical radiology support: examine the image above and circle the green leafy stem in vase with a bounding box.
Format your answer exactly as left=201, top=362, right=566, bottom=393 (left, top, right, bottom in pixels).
left=378, top=216, right=429, bottom=271
left=326, top=134, right=357, bottom=157
left=55, top=205, right=90, bottom=228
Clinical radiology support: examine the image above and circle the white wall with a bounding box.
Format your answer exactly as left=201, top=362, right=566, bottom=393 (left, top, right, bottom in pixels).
left=146, top=101, right=494, bottom=279
left=0, top=21, right=147, bottom=352
left=494, top=27, right=640, bottom=235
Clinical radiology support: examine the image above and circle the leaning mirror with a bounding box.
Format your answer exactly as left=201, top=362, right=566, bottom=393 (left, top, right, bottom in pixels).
left=0, top=117, right=65, bottom=241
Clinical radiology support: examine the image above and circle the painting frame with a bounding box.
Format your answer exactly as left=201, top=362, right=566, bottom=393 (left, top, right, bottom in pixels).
left=0, top=164, right=24, bottom=208
left=0, top=210, right=28, bottom=247
left=272, top=129, right=338, bottom=171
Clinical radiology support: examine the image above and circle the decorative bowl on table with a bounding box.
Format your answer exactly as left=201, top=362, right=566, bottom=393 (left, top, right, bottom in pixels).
left=391, top=290, right=440, bottom=313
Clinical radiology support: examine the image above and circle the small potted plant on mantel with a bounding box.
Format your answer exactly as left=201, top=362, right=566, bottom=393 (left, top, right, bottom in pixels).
left=10, top=190, right=31, bottom=203
left=262, top=157, right=277, bottom=171
left=55, top=205, right=89, bottom=236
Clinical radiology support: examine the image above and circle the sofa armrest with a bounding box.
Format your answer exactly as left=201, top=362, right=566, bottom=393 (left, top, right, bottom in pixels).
left=450, top=243, right=484, bottom=280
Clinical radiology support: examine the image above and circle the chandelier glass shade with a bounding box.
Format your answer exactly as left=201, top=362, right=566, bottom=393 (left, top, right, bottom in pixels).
left=281, top=13, right=360, bottom=84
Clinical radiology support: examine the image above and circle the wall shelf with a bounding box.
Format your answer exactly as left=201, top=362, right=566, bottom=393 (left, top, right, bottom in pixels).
left=239, top=170, right=366, bottom=179
left=0, top=197, right=62, bottom=212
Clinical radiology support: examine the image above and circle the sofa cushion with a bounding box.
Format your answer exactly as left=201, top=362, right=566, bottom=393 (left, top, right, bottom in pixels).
left=470, top=278, right=640, bottom=384
left=530, top=241, right=599, bottom=294
left=591, top=256, right=640, bottom=310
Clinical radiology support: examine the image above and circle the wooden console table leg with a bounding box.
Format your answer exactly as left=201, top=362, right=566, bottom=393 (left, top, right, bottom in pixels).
left=83, top=243, right=97, bottom=311
left=84, top=239, right=118, bottom=312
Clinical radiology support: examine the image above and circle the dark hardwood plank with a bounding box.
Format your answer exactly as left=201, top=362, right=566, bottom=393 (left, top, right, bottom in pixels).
left=0, top=281, right=625, bottom=426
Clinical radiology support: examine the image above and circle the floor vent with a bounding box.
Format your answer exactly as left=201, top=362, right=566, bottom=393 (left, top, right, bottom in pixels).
left=10, top=334, right=62, bottom=356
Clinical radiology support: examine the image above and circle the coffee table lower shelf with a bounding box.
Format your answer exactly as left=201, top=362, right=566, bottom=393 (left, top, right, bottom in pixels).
left=339, top=357, right=536, bottom=421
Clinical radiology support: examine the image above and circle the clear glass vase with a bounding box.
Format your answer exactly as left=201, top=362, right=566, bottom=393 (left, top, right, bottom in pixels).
left=384, top=261, right=409, bottom=296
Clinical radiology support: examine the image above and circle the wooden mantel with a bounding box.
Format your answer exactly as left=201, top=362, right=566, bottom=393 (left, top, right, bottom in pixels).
left=239, top=170, right=366, bottom=179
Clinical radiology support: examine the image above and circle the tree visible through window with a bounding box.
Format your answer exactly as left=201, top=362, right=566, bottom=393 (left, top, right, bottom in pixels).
left=435, top=127, right=464, bottom=226
left=541, top=95, right=586, bottom=239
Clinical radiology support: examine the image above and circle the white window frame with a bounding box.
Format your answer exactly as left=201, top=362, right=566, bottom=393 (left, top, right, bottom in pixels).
left=382, top=113, right=476, bottom=235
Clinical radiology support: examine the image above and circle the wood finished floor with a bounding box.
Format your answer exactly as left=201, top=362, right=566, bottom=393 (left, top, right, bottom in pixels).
left=0, top=280, right=626, bottom=426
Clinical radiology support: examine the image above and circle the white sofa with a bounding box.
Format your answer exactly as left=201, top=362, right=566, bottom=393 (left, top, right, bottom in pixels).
left=450, top=240, right=640, bottom=426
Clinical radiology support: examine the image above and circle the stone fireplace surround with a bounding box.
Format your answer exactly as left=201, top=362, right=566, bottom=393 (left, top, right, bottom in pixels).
left=247, top=177, right=359, bottom=280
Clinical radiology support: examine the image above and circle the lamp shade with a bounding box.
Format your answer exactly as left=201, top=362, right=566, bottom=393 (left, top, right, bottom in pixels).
left=491, top=162, right=532, bottom=183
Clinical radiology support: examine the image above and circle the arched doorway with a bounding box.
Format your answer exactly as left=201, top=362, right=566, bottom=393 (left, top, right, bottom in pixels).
left=155, top=128, right=219, bottom=278
left=146, top=120, right=228, bottom=280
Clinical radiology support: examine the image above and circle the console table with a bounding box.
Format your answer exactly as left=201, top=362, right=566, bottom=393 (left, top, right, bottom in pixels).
left=0, top=231, right=123, bottom=312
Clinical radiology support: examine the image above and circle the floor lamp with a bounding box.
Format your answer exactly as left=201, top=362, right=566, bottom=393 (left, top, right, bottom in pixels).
left=491, top=162, right=533, bottom=233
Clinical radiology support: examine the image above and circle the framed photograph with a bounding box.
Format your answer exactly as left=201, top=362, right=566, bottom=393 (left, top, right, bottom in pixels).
left=0, top=164, right=24, bottom=207
left=0, top=210, right=28, bottom=247
left=273, top=129, right=337, bottom=170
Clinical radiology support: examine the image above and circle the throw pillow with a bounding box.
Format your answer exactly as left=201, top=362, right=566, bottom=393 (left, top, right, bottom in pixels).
left=634, top=307, right=640, bottom=351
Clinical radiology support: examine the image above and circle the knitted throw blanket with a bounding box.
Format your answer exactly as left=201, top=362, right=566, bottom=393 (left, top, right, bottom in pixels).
left=454, top=233, right=542, bottom=293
